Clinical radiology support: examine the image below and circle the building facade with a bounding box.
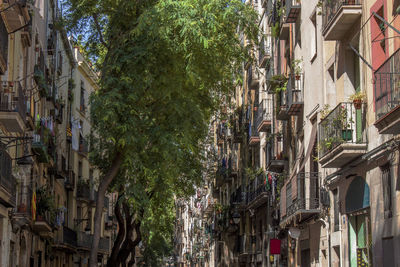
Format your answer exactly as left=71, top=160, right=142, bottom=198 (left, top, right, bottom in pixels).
left=175, top=0, right=400, bottom=267
left=0, top=0, right=115, bottom=266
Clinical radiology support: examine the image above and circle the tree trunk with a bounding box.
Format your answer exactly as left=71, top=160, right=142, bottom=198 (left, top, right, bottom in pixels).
left=89, top=152, right=124, bottom=267
left=107, top=200, right=125, bottom=267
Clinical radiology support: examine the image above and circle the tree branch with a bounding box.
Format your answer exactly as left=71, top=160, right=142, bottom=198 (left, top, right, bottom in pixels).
left=92, top=13, right=108, bottom=49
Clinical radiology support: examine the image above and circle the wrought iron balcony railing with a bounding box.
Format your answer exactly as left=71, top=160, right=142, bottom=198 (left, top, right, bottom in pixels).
left=259, top=36, right=271, bottom=68
left=0, top=147, right=16, bottom=198
left=285, top=0, right=301, bottom=23
left=318, top=102, right=366, bottom=159
left=77, top=180, right=91, bottom=200
left=0, top=18, right=8, bottom=74
left=15, top=184, right=32, bottom=217
left=0, top=81, right=27, bottom=121
left=286, top=73, right=304, bottom=115
left=374, top=48, right=400, bottom=121
left=322, top=0, right=362, bottom=38
left=247, top=65, right=259, bottom=89
left=256, top=99, right=273, bottom=132
left=61, top=226, right=77, bottom=247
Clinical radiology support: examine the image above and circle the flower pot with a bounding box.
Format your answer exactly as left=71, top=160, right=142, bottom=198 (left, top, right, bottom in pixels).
left=342, top=129, right=353, bottom=141
left=353, top=99, right=362, bottom=109
left=295, top=74, right=300, bottom=80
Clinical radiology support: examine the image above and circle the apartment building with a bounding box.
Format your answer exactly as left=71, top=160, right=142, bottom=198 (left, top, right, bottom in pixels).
left=0, top=0, right=114, bottom=266
left=175, top=0, right=400, bottom=267
left=174, top=188, right=215, bottom=267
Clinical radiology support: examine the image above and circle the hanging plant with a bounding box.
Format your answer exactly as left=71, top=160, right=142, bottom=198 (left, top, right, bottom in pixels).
left=348, top=91, right=366, bottom=109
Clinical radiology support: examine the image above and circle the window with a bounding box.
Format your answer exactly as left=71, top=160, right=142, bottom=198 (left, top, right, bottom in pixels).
left=333, top=189, right=340, bottom=231
left=80, top=81, right=85, bottom=113
left=381, top=164, right=392, bottom=218
left=310, top=11, right=317, bottom=62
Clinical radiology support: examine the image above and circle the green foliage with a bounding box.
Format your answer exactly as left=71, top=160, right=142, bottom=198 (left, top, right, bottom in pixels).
left=64, top=0, right=259, bottom=263
left=245, top=167, right=264, bottom=181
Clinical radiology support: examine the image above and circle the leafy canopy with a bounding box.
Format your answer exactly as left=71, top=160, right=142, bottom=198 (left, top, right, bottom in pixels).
left=64, top=0, right=258, bottom=261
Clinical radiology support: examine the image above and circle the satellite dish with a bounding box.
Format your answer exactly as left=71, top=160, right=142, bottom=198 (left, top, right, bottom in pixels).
left=288, top=227, right=301, bottom=239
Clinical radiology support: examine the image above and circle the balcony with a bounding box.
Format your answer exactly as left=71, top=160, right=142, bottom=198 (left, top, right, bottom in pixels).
left=54, top=226, right=77, bottom=250
left=230, top=186, right=247, bottom=211
left=33, top=64, right=49, bottom=98
left=65, top=170, right=75, bottom=191
left=0, top=81, right=26, bottom=133
left=247, top=173, right=269, bottom=209
left=77, top=231, right=92, bottom=250
left=77, top=180, right=91, bottom=201
left=285, top=0, right=301, bottom=23
left=318, top=102, right=367, bottom=168
left=0, top=0, right=30, bottom=33
left=77, top=232, right=110, bottom=253
left=233, top=111, right=243, bottom=143
left=0, top=17, right=7, bottom=74
left=0, top=148, right=16, bottom=207
left=286, top=74, right=303, bottom=115
left=228, top=154, right=238, bottom=178
left=78, top=137, right=89, bottom=156
left=33, top=211, right=53, bottom=237
left=256, top=99, right=272, bottom=132
left=322, top=0, right=362, bottom=40
left=31, top=131, right=50, bottom=164
left=276, top=90, right=289, bottom=120
left=238, top=234, right=254, bottom=261
left=374, top=48, right=400, bottom=134
left=12, top=185, right=31, bottom=227
left=280, top=172, right=321, bottom=227
left=217, top=122, right=226, bottom=145
left=249, top=124, right=260, bottom=146
left=259, top=36, right=271, bottom=68
left=247, top=66, right=259, bottom=90
left=279, top=11, right=290, bottom=40
left=99, top=236, right=110, bottom=253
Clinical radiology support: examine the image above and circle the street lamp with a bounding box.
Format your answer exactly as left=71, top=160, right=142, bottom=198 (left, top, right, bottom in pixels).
left=232, top=212, right=240, bottom=225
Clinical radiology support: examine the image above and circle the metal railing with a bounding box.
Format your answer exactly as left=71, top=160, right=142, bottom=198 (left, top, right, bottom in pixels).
left=247, top=66, right=259, bottom=89
left=62, top=226, right=77, bottom=247
left=0, top=81, right=26, bottom=122
left=285, top=198, right=320, bottom=218
left=79, top=137, right=89, bottom=154
left=286, top=0, right=301, bottom=23
left=228, top=154, right=238, bottom=174
left=247, top=173, right=267, bottom=204
left=322, top=0, right=361, bottom=32
left=249, top=123, right=259, bottom=138
left=286, top=73, right=304, bottom=112
left=318, top=102, right=366, bottom=158
left=259, top=36, right=271, bottom=66
left=99, top=237, right=110, bottom=252
left=15, top=184, right=31, bottom=216
left=374, top=48, right=400, bottom=120
left=0, top=148, right=16, bottom=200
left=256, top=99, right=273, bottom=129
left=230, top=186, right=247, bottom=205
left=77, top=231, right=92, bottom=249
left=77, top=180, right=91, bottom=200
left=0, top=17, right=8, bottom=73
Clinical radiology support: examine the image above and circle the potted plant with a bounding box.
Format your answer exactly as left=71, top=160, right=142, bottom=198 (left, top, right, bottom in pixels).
left=291, top=59, right=302, bottom=80
left=349, top=91, right=366, bottom=109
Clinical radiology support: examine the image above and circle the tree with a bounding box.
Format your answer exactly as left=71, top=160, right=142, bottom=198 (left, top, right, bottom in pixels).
left=63, top=0, right=258, bottom=265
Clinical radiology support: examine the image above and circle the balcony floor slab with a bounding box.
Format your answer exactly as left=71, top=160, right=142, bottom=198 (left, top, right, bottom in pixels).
left=319, top=143, right=367, bottom=168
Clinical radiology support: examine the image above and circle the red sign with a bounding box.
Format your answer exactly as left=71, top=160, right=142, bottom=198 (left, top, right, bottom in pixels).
left=270, top=239, right=281, bottom=255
